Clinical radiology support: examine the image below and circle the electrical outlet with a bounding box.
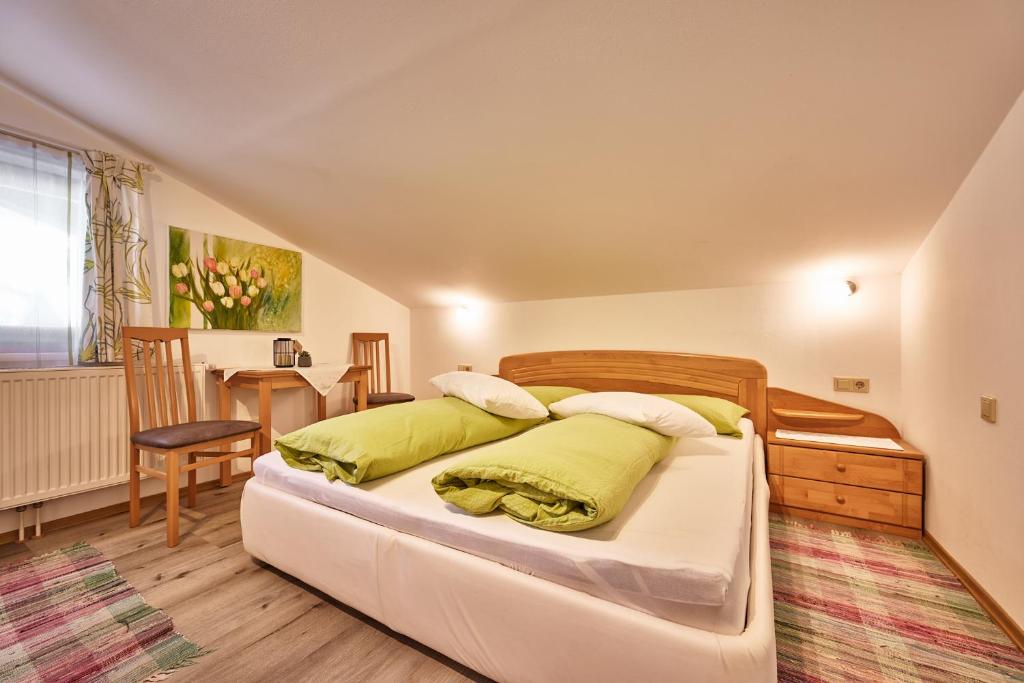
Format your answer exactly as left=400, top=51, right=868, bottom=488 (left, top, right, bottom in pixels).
left=456, top=364, right=473, bottom=372
left=833, top=377, right=870, bottom=393
left=980, top=395, right=997, bottom=423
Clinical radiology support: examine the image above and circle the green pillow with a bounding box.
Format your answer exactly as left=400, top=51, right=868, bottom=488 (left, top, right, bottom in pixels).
left=277, top=397, right=543, bottom=483
left=657, top=394, right=749, bottom=438
left=523, top=385, right=590, bottom=410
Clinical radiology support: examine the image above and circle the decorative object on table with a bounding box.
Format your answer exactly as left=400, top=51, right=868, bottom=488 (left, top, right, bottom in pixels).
left=0, top=542, right=207, bottom=682
left=168, top=225, right=301, bottom=331
left=123, top=326, right=260, bottom=547
left=298, top=350, right=312, bottom=367
left=273, top=337, right=297, bottom=367
left=352, top=332, right=415, bottom=407
left=771, top=514, right=1024, bottom=681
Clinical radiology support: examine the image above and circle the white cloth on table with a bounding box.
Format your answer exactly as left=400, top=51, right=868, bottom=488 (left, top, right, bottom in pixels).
left=220, top=363, right=353, bottom=397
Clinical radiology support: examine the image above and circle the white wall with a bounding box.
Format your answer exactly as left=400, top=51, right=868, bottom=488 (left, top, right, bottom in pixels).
left=412, top=274, right=903, bottom=423
left=0, top=81, right=410, bottom=534
left=902, top=90, right=1024, bottom=626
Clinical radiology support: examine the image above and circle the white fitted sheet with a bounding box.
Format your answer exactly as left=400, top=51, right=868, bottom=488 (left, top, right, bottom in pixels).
left=253, top=418, right=755, bottom=634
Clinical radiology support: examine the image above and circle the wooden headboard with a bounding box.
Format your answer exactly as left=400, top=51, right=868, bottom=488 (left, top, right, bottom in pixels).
left=498, top=350, right=768, bottom=440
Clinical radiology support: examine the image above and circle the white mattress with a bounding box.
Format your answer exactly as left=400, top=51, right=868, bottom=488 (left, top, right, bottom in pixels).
left=252, top=418, right=755, bottom=635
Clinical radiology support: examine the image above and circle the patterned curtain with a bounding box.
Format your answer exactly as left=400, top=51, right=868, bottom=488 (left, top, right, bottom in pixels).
left=78, top=150, right=154, bottom=364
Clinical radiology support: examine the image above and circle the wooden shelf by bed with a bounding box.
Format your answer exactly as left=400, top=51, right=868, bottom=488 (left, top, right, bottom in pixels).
left=768, top=387, right=899, bottom=438
left=770, top=408, right=865, bottom=423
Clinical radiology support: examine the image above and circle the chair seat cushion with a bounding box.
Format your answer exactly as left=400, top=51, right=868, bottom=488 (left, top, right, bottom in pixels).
left=365, top=392, right=416, bottom=405
left=132, top=420, right=260, bottom=449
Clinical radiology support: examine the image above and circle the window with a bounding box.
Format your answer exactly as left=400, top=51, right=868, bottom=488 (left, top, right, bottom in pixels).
left=0, top=130, right=88, bottom=368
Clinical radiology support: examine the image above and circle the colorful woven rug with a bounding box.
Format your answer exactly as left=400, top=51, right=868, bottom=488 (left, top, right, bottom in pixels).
left=0, top=542, right=204, bottom=682
left=771, top=514, right=1024, bottom=682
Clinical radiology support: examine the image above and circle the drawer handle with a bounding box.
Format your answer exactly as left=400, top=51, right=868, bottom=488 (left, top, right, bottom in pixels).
left=835, top=495, right=846, bottom=505
left=836, top=463, right=847, bottom=473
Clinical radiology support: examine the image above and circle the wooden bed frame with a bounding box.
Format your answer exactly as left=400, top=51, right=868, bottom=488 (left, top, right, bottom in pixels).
left=240, top=350, right=776, bottom=682
left=500, top=350, right=768, bottom=441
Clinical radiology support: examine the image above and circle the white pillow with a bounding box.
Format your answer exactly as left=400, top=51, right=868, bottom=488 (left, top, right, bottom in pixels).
left=429, top=371, right=548, bottom=419
left=549, top=391, right=716, bottom=437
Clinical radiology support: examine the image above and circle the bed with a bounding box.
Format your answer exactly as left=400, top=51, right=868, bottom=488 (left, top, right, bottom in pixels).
left=240, top=350, right=777, bottom=682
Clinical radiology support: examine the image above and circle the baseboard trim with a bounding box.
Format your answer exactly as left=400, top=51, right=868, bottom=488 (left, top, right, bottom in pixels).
left=924, top=531, right=1024, bottom=653
left=0, top=473, right=252, bottom=546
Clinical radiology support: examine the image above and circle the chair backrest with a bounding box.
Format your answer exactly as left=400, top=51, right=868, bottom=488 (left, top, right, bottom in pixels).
left=352, top=332, right=392, bottom=394
left=122, top=327, right=197, bottom=434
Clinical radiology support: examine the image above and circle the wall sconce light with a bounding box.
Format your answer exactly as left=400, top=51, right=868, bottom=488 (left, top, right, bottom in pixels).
left=810, top=278, right=860, bottom=309
left=453, top=299, right=484, bottom=330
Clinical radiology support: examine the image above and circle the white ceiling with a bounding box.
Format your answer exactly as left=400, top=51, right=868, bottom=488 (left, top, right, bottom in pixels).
left=2, top=0, right=1023, bottom=307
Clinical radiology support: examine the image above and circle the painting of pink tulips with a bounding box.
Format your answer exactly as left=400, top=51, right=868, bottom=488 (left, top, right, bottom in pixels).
left=168, top=226, right=302, bottom=331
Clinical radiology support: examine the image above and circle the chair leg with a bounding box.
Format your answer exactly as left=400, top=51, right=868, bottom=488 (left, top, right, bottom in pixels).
left=166, top=451, right=180, bottom=548
left=187, top=453, right=197, bottom=507
left=129, top=446, right=141, bottom=527
left=219, top=454, right=232, bottom=487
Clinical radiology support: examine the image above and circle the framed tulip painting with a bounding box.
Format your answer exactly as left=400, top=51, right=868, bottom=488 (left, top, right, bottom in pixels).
left=168, top=226, right=302, bottom=331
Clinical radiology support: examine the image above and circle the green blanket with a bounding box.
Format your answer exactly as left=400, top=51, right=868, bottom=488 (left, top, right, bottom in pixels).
left=432, top=413, right=673, bottom=531
left=277, top=397, right=544, bottom=484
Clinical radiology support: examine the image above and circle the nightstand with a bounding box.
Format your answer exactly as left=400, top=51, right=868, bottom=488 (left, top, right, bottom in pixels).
left=767, top=434, right=924, bottom=538
left=766, top=388, right=925, bottom=538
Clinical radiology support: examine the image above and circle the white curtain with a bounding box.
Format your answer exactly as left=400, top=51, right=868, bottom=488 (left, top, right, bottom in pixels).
left=79, top=150, right=154, bottom=364
left=0, top=132, right=88, bottom=368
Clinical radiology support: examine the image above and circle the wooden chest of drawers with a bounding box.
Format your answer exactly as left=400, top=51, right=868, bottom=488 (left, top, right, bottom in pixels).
left=768, top=437, right=925, bottom=538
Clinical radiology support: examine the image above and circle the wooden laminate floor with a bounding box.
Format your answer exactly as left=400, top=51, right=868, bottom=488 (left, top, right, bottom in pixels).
left=0, top=480, right=486, bottom=683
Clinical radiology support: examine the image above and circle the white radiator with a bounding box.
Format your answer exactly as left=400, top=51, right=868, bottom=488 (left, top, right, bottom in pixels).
left=0, top=363, right=207, bottom=512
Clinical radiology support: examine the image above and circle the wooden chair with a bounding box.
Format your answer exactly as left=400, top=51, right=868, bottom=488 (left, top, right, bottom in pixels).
left=122, top=327, right=260, bottom=547
left=351, top=332, right=414, bottom=408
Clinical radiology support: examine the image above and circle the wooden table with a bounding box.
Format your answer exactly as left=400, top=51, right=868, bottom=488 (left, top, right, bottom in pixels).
left=212, top=365, right=371, bottom=463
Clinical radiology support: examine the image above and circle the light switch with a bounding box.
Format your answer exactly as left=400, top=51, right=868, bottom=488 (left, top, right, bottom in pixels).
left=834, top=377, right=870, bottom=393
left=457, top=364, right=473, bottom=372
left=980, top=395, right=997, bottom=423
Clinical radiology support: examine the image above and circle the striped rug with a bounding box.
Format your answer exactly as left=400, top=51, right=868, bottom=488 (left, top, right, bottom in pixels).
left=771, top=514, right=1024, bottom=682
left=0, top=542, right=204, bottom=683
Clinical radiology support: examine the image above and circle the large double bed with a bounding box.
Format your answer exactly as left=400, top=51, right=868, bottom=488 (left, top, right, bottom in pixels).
left=240, top=350, right=778, bottom=682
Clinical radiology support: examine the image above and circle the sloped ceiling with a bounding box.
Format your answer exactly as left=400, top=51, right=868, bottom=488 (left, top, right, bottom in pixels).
left=2, top=0, right=1024, bottom=306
